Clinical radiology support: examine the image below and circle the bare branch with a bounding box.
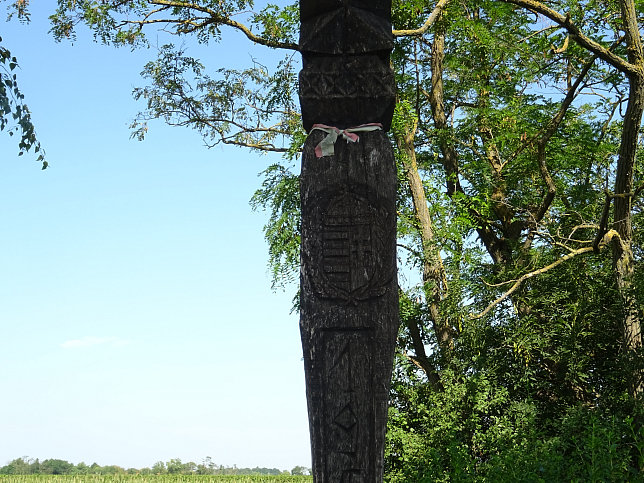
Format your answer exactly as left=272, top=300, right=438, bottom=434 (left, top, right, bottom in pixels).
left=397, top=242, right=424, bottom=259
left=218, top=137, right=290, bottom=152
left=403, top=318, right=443, bottom=389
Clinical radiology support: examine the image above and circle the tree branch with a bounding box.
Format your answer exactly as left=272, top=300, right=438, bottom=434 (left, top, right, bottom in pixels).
left=471, top=230, right=620, bottom=320
left=498, top=0, right=639, bottom=76
left=404, top=320, right=443, bottom=389
left=135, top=0, right=299, bottom=50
left=532, top=55, right=597, bottom=223
left=392, top=0, right=451, bottom=37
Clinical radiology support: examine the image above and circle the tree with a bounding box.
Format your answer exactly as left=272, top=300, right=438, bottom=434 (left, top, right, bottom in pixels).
left=44, top=0, right=644, bottom=478
left=74, top=462, right=90, bottom=475
left=165, top=458, right=183, bottom=474
left=151, top=461, right=166, bottom=475
left=384, top=0, right=644, bottom=478
left=499, top=0, right=643, bottom=400
left=39, top=459, right=74, bottom=475
left=196, top=456, right=217, bottom=475
left=291, top=465, right=310, bottom=475
left=98, top=464, right=125, bottom=475
left=0, top=457, right=33, bottom=474
left=1, top=2, right=46, bottom=168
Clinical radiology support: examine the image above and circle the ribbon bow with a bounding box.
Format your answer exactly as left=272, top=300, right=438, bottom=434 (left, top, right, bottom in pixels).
left=311, top=123, right=383, bottom=158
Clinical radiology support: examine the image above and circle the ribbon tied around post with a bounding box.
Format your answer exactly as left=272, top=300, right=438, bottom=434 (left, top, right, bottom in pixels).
left=311, top=123, right=383, bottom=158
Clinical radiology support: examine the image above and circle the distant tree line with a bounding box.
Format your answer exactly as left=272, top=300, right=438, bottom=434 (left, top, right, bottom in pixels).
left=0, top=457, right=310, bottom=476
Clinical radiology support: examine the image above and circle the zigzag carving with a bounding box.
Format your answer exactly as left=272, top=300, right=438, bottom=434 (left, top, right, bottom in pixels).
left=299, top=71, right=395, bottom=99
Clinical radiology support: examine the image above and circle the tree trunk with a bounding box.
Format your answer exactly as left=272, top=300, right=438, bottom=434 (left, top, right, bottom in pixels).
left=612, top=73, right=644, bottom=397
left=395, top=127, right=453, bottom=363
left=613, top=0, right=644, bottom=397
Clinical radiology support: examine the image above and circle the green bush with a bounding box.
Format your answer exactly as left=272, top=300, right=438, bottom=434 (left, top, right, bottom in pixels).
left=385, top=369, right=644, bottom=482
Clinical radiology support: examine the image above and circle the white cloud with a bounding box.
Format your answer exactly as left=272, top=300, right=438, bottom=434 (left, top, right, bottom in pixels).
left=60, top=336, right=131, bottom=349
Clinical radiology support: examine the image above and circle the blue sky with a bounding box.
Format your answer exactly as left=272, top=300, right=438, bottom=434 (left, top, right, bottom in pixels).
left=0, top=3, right=310, bottom=471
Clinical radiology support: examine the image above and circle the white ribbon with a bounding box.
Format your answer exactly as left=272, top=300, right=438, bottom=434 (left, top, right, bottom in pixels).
left=310, top=123, right=383, bottom=157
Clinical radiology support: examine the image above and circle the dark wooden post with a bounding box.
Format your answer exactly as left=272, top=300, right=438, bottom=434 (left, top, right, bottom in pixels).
left=298, top=2, right=399, bottom=481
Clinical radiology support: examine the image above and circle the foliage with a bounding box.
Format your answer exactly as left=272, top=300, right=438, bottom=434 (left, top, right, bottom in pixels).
left=130, top=44, right=302, bottom=154
left=0, top=34, right=46, bottom=167
left=386, top=371, right=644, bottom=481
left=249, top=162, right=300, bottom=291
left=384, top=0, right=644, bottom=478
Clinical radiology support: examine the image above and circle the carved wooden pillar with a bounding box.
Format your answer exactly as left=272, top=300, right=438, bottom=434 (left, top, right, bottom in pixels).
left=298, top=2, right=399, bottom=481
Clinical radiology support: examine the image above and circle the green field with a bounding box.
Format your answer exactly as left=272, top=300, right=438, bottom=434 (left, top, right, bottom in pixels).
left=0, top=477, right=312, bottom=483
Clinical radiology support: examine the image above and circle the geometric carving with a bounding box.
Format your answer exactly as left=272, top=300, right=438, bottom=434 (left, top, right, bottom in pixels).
left=300, top=0, right=393, bottom=54
left=298, top=0, right=395, bottom=132
left=299, top=58, right=395, bottom=99
left=300, top=0, right=392, bottom=20
left=299, top=69, right=395, bottom=100
left=334, top=403, right=358, bottom=432
left=322, top=330, right=372, bottom=479
left=330, top=342, right=354, bottom=392
left=300, top=13, right=392, bottom=55
left=299, top=57, right=395, bottom=131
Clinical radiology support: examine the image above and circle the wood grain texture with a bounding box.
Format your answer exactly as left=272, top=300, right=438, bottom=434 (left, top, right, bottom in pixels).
left=300, top=130, right=399, bottom=482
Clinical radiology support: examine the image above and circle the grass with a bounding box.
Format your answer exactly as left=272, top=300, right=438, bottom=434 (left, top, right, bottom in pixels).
left=0, top=476, right=312, bottom=483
